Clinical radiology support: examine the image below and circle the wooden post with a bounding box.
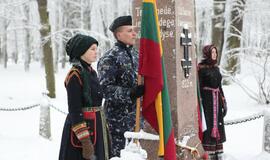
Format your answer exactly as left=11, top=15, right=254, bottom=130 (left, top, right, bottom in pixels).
left=135, top=75, right=142, bottom=132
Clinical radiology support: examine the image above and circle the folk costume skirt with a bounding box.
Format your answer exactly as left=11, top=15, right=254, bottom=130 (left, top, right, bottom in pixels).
left=59, top=108, right=110, bottom=160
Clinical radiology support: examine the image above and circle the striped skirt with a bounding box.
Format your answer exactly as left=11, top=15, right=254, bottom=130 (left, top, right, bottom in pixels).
left=203, top=143, right=223, bottom=160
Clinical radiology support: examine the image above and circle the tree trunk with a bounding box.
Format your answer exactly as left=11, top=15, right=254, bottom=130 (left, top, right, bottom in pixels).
left=212, top=0, right=226, bottom=64
left=114, top=0, right=119, bottom=18
left=83, top=0, right=92, bottom=31
left=24, top=30, right=31, bottom=71
left=0, top=1, right=7, bottom=67
left=37, top=0, right=54, bottom=139
left=14, top=30, right=19, bottom=64
left=0, top=15, right=8, bottom=68
left=37, top=0, right=56, bottom=98
left=100, top=0, right=112, bottom=54
left=3, top=24, right=7, bottom=68
left=225, top=0, right=246, bottom=75
left=24, top=4, right=31, bottom=71
left=56, top=0, right=65, bottom=69
left=195, top=0, right=212, bottom=59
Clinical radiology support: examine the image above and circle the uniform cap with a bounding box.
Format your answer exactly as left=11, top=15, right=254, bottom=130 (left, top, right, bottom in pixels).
left=109, top=15, right=132, bottom=32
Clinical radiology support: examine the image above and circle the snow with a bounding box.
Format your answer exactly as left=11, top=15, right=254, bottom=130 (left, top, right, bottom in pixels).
left=0, top=62, right=270, bottom=160
left=124, top=130, right=159, bottom=140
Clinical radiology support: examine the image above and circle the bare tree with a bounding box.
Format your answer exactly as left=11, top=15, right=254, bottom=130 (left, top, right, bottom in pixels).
left=23, top=2, right=31, bottom=71
left=0, top=0, right=131, bottom=68
left=99, top=0, right=113, bottom=53
left=234, top=0, right=270, bottom=104
left=212, top=0, right=226, bottom=64
left=195, top=0, right=212, bottom=57
left=38, top=0, right=56, bottom=98
left=114, top=0, right=119, bottom=18
left=82, top=0, right=93, bottom=30
left=224, top=0, right=246, bottom=76
left=57, top=0, right=66, bottom=69
left=229, top=48, right=270, bottom=104
left=37, top=0, right=55, bottom=139
left=0, top=1, right=8, bottom=68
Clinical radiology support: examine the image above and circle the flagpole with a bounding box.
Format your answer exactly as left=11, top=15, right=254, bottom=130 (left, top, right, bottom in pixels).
left=135, top=74, right=142, bottom=133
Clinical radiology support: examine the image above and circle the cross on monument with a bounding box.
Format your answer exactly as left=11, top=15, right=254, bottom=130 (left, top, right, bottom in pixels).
left=180, top=24, right=192, bottom=78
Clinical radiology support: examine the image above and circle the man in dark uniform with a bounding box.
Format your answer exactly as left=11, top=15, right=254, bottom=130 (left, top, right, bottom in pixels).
left=97, top=15, right=144, bottom=157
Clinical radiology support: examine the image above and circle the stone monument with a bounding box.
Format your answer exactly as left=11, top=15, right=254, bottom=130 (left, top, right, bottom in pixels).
left=133, top=0, right=205, bottom=159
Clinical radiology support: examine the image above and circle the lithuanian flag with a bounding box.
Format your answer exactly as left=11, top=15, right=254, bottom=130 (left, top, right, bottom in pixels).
left=138, top=0, right=176, bottom=159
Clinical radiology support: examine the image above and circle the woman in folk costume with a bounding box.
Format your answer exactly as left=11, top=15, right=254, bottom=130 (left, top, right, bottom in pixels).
left=198, top=44, right=227, bottom=160
left=59, top=34, right=110, bottom=160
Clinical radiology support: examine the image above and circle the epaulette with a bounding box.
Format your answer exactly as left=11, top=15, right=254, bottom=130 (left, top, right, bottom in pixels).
left=64, top=67, right=83, bottom=86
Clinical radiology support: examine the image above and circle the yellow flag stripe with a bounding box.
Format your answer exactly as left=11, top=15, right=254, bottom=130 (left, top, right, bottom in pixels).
left=155, top=92, right=164, bottom=156
left=143, top=0, right=155, bottom=3
left=153, top=1, right=163, bottom=56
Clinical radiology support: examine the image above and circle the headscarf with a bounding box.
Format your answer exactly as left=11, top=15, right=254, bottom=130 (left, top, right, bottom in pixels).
left=202, top=44, right=218, bottom=65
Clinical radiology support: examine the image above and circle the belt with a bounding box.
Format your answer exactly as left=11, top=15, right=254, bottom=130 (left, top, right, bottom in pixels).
left=203, top=87, right=220, bottom=140
left=82, top=107, right=102, bottom=112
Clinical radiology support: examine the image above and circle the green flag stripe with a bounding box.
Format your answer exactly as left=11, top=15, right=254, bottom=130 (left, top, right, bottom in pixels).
left=141, top=2, right=159, bottom=43
left=161, top=56, right=173, bottom=144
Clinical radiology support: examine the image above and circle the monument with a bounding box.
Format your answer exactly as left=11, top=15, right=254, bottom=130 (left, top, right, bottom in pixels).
left=133, top=0, right=205, bottom=159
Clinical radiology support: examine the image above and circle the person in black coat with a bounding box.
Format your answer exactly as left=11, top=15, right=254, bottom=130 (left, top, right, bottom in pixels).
left=59, top=34, right=110, bottom=160
left=198, top=44, right=227, bottom=160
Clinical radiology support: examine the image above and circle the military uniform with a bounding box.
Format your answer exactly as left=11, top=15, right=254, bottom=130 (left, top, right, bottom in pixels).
left=97, top=41, right=139, bottom=157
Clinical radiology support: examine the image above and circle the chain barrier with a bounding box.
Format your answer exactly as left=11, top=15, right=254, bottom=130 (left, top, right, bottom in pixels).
left=0, top=103, right=265, bottom=126
left=0, top=104, right=40, bottom=111
left=49, top=104, right=68, bottom=115
left=0, top=103, right=67, bottom=115
left=224, top=112, right=264, bottom=125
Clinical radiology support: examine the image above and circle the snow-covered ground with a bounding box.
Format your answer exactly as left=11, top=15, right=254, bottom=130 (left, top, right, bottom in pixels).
left=0, top=62, right=270, bottom=160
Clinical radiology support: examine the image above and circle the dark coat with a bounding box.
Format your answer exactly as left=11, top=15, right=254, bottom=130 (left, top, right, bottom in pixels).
left=59, top=60, right=110, bottom=160
left=97, top=41, right=139, bottom=156
left=198, top=62, right=226, bottom=145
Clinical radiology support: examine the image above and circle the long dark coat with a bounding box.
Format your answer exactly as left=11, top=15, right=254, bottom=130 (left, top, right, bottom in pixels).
left=198, top=62, right=226, bottom=145
left=59, top=60, right=110, bottom=160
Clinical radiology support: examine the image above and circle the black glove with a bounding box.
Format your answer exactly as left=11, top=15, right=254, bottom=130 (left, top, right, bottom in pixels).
left=130, top=85, right=145, bottom=99
left=222, top=99, right=227, bottom=117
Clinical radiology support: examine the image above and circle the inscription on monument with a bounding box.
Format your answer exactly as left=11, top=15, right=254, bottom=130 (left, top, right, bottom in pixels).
left=134, top=5, right=175, bottom=40
left=177, top=6, right=193, bottom=28
left=181, top=79, right=193, bottom=88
